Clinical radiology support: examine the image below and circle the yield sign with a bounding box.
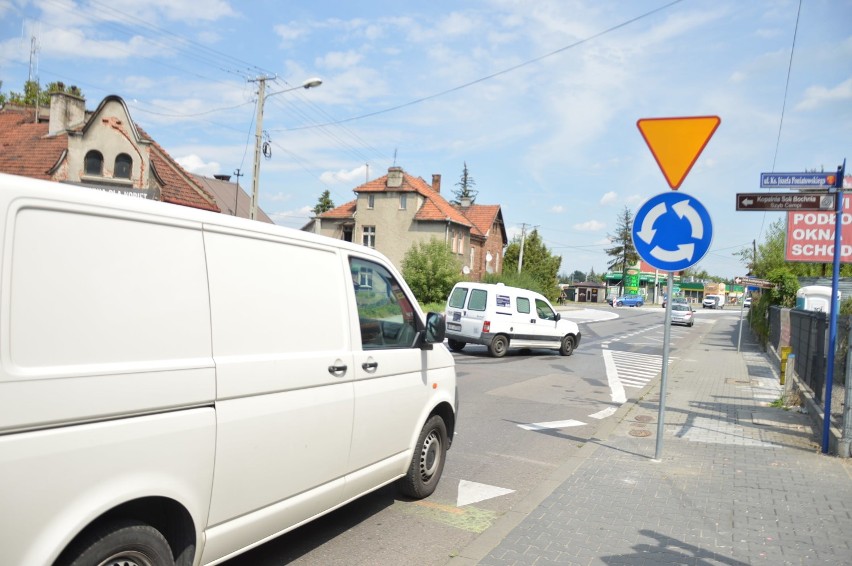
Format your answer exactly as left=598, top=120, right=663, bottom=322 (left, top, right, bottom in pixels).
left=636, top=116, right=721, bottom=189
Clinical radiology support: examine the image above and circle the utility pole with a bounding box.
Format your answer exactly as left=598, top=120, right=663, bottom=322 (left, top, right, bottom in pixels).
left=232, top=168, right=243, bottom=216
left=249, top=76, right=269, bottom=221
left=518, top=223, right=527, bottom=274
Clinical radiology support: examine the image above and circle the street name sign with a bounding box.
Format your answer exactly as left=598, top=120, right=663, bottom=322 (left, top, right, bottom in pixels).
left=736, top=192, right=835, bottom=211
left=759, top=172, right=838, bottom=189
left=632, top=192, right=713, bottom=272
left=735, top=276, right=774, bottom=289
left=636, top=116, right=721, bottom=189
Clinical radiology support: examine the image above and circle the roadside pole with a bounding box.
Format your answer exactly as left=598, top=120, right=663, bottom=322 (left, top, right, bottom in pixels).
left=737, top=298, right=745, bottom=353
left=654, top=272, right=674, bottom=460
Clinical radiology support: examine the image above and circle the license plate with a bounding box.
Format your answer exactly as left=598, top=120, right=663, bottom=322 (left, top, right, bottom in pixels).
left=447, top=322, right=461, bottom=331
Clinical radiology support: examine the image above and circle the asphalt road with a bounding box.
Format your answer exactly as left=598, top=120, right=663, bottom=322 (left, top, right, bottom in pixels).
left=222, top=304, right=741, bottom=565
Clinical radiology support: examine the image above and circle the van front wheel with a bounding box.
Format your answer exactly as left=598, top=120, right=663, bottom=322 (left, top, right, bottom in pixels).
left=60, top=520, right=174, bottom=566
left=398, top=415, right=448, bottom=499
left=560, top=336, right=575, bottom=356
left=447, top=339, right=466, bottom=352
left=488, top=335, right=509, bottom=357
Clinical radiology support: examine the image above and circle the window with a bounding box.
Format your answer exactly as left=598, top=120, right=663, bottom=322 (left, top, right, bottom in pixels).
left=84, top=150, right=103, bottom=176
left=467, top=289, right=487, bottom=311
left=367, top=195, right=375, bottom=209
left=470, top=247, right=475, bottom=268
left=517, top=297, right=531, bottom=314
left=399, top=194, right=407, bottom=210
left=448, top=286, right=469, bottom=309
left=350, top=257, right=418, bottom=350
left=362, top=226, right=376, bottom=248
left=113, top=153, right=133, bottom=179
left=535, top=298, right=557, bottom=321
left=114, top=153, right=132, bottom=179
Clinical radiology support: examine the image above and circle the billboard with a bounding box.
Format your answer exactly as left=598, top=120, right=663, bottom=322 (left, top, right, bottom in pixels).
left=785, top=176, right=852, bottom=263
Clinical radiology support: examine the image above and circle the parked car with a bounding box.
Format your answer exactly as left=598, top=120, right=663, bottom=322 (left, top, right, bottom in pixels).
left=615, top=294, right=645, bottom=307
left=670, top=303, right=695, bottom=327
left=663, top=296, right=689, bottom=308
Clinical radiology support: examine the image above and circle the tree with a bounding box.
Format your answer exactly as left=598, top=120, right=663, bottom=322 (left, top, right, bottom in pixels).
left=604, top=206, right=639, bottom=291
left=503, top=229, right=562, bottom=301
left=7, top=80, right=84, bottom=107
left=451, top=162, right=478, bottom=205
left=401, top=239, right=463, bottom=304
left=312, top=189, right=335, bottom=216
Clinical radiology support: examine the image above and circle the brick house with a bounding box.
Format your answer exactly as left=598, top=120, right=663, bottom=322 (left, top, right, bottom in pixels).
left=0, top=91, right=220, bottom=212
left=305, top=166, right=507, bottom=278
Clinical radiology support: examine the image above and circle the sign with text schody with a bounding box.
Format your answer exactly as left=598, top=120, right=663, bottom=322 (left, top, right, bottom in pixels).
left=785, top=197, right=852, bottom=263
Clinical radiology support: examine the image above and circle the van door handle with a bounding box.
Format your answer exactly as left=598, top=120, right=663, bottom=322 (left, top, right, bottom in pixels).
left=530, top=319, right=536, bottom=323
left=328, top=364, right=347, bottom=377
left=362, top=361, right=378, bottom=373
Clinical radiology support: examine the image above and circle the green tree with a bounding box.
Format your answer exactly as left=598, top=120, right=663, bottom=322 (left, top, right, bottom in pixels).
left=7, top=80, right=84, bottom=107
left=503, top=229, right=562, bottom=301
left=0, top=80, right=5, bottom=106
left=401, top=238, right=463, bottom=304
left=587, top=267, right=601, bottom=283
left=604, top=206, right=639, bottom=292
left=451, top=161, right=478, bottom=205
left=312, top=189, right=335, bottom=215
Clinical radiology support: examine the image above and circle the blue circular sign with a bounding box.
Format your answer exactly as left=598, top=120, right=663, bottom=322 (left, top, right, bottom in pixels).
left=632, top=192, right=713, bottom=272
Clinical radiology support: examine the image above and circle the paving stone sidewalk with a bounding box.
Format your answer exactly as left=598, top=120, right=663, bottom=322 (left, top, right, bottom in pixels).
left=451, top=320, right=852, bottom=565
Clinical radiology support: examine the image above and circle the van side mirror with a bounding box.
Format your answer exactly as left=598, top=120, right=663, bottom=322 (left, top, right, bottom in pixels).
left=555, top=312, right=561, bottom=322
left=421, top=312, right=446, bottom=349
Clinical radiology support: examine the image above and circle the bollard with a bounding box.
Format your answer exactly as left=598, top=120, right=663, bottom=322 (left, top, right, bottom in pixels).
left=780, top=346, right=792, bottom=385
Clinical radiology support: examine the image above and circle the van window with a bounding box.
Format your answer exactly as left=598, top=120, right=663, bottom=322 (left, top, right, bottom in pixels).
left=351, top=257, right=418, bottom=349
left=448, top=286, right=468, bottom=309
left=536, top=298, right=557, bottom=321
left=467, top=289, right=487, bottom=311
left=517, top=297, right=531, bottom=314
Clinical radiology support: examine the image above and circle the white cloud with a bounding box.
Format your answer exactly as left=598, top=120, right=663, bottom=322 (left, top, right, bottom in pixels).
left=796, top=78, right=852, bottom=111
left=176, top=154, right=220, bottom=176
left=551, top=205, right=564, bottom=213
left=320, top=165, right=368, bottom=185
left=573, top=220, right=605, bottom=231
left=317, top=50, right=364, bottom=69
left=600, top=191, right=618, bottom=206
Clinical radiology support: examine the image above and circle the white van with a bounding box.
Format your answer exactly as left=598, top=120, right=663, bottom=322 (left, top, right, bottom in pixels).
left=0, top=173, right=457, bottom=566
left=702, top=294, right=725, bottom=309
left=445, top=282, right=581, bottom=357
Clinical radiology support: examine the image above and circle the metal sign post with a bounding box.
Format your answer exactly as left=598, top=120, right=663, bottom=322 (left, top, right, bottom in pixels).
left=655, top=272, right=674, bottom=460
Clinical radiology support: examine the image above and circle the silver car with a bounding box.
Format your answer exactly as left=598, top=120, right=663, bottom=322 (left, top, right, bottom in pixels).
left=670, top=303, right=694, bottom=327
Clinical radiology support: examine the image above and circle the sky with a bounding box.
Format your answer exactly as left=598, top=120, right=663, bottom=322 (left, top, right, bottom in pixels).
left=1, top=0, right=851, bottom=279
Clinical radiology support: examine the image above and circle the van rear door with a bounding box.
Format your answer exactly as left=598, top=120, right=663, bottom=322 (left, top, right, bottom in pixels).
left=446, top=285, right=487, bottom=340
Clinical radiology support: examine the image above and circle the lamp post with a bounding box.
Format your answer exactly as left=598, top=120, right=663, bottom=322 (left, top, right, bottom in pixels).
left=249, top=76, right=322, bottom=220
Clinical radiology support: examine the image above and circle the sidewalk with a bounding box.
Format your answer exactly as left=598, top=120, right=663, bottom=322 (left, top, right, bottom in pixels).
left=450, top=316, right=852, bottom=565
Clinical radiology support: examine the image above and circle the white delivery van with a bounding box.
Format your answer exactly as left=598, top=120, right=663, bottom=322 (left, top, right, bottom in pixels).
left=702, top=294, right=725, bottom=309
left=0, top=173, right=457, bottom=566
left=445, top=282, right=581, bottom=357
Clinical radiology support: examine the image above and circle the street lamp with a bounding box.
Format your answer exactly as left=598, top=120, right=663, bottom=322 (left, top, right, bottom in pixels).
left=250, top=76, right=323, bottom=220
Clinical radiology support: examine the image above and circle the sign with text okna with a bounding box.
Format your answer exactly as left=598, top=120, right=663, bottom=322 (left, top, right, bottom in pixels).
left=786, top=194, right=852, bottom=263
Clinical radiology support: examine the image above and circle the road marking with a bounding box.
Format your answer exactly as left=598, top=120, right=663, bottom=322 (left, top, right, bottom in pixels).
left=457, top=480, right=515, bottom=507
left=603, top=349, right=627, bottom=403
left=517, top=419, right=586, bottom=431
left=589, top=406, right=618, bottom=419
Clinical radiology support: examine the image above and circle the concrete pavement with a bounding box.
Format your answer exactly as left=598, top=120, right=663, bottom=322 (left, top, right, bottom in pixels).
left=449, top=311, right=852, bottom=565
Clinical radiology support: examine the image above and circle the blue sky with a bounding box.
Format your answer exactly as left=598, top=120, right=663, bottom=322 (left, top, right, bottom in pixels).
left=1, top=0, right=850, bottom=279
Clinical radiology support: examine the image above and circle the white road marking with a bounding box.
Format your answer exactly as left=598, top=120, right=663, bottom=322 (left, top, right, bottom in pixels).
left=603, top=349, right=627, bottom=403
left=517, top=419, right=586, bottom=431
left=457, top=480, right=515, bottom=507
left=589, top=406, right=618, bottom=419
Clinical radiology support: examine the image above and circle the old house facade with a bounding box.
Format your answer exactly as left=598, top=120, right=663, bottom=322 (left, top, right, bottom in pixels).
left=306, top=166, right=507, bottom=278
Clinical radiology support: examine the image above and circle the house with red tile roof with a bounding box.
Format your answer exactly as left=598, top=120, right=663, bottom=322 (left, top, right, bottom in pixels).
left=305, top=166, right=507, bottom=278
left=0, top=92, right=219, bottom=213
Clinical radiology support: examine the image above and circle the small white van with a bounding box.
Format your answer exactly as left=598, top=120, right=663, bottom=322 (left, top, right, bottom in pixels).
left=0, top=173, right=456, bottom=566
left=702, top=294, right=725, bottom=309
left=445, top=282, right=581, bottom=357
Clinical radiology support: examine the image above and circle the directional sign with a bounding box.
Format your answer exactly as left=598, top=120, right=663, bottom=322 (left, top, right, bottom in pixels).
left=632, top=192, right=713, bottom=272
left=736, top=192, right=835, bottom=211
left=636, top=116, right=721, bottom=189
left=735, top=276, right=774, bottom=289
left=760, top=172, right=838, bottom=189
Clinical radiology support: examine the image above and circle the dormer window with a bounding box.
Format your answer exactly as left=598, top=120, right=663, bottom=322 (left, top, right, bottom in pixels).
left=84, top=150, right=103, bottom=176
left=114, top=153, right=132, bottom=179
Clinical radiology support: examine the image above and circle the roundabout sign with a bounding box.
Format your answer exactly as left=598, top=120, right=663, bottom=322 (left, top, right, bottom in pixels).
left=632, top=192, right=713, bottom=272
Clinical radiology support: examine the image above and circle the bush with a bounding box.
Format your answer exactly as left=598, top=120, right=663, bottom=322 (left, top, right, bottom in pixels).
left=401, top=239, right=464, bottom=305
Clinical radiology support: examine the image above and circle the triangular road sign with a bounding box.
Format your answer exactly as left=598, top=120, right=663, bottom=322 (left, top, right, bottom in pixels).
left=637, top=116, right=721, bottom=189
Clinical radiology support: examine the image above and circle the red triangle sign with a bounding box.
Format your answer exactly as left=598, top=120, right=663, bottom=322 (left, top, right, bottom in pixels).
left=637, top=116, right=721, bottom=189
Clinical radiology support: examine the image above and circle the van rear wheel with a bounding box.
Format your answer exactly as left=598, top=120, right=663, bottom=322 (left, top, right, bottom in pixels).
left=398, top=415, right=447, bottom=499
left=60, top=520, right=174, bottom=566
left=447, top=339, right=466, bottom=352
left=559, top=336, right=575, bottom=356
left=488, top=335, right=509, bottom=358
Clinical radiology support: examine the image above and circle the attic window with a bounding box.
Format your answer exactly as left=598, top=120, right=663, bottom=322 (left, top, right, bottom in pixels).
left=84, top=150, right=104, bottom=176
left=115, top=153, right=132, bottom=179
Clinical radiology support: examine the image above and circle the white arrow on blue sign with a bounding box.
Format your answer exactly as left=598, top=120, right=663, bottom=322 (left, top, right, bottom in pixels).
left=632, top=192, right=713, bottom=272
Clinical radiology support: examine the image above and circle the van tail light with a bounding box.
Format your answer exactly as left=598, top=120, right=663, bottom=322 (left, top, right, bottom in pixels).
left=482, top=321, right=491, bottom=333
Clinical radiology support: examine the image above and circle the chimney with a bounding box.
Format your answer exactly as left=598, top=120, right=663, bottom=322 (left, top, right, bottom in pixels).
left=460, top=196, right=472, bottom=208
left=432, top=174, right=441, bottom=193
left=387, top=166, right=403, bottom=188
left=214, top=174, right=232, bottom=181
left=48, top=91, right=86, bottom=135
